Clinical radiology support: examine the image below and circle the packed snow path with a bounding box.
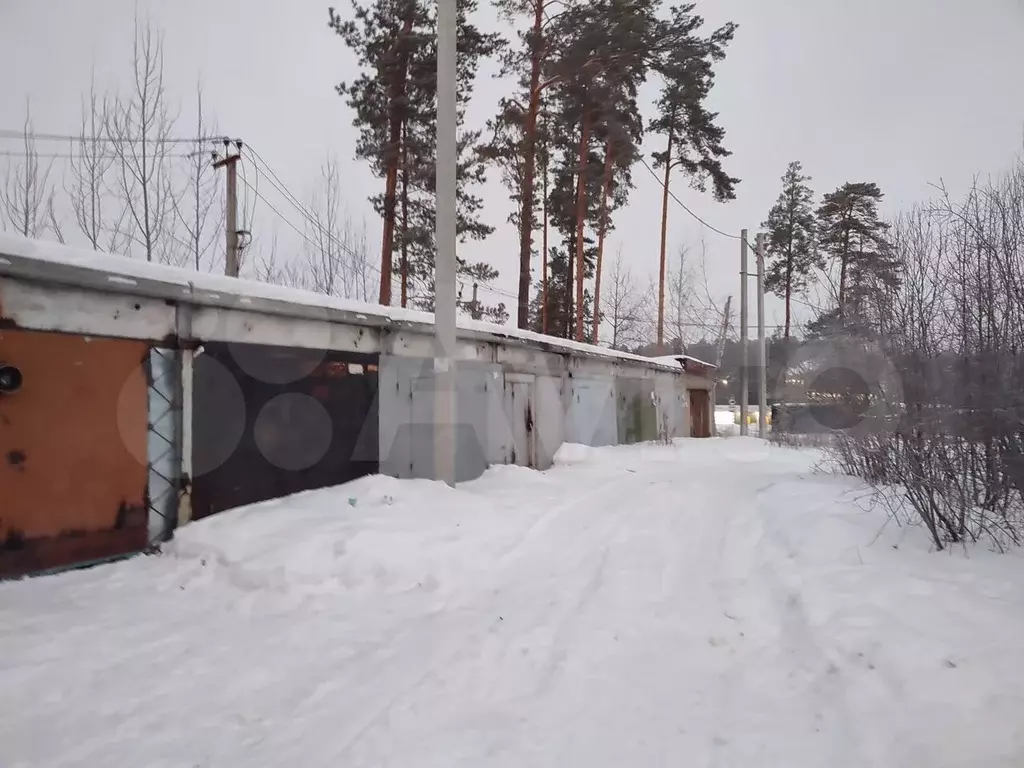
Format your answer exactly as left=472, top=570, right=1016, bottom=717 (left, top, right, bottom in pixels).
left=3, top=439, right=1024, bottom=767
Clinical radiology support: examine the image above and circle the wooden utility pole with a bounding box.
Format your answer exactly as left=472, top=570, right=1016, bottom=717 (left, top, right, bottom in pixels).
left=756, top=232, right=768, bottom=438
left=656, top=127, right=674, bottom=353
left=470, top=282, right=482, bottom=320
left=213, top=140, right=242, bottom=277
left=740, top=229, right=749, bottom=436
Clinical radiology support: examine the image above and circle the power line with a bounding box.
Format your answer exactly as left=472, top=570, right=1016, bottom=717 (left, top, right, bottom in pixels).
left=638, top=155, right=740, bottom=241
left=238, top=154, right=259, bottom=238
left=0, top=129, right=230, bottom=145
left=476, top=281, right=517, bottom=300
left=243, top=145, right=367, bottom=267
left=237, top=175, right=322, bottom=253
left=0, top=149, right=196, bottom=161
left=238, top=173, right=386, bottom=295
left=244, top=144, right=519, bottom=305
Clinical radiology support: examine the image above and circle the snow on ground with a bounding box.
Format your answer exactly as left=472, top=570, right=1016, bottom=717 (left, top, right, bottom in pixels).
left=715, top=406, right=738, bottom=436
left=3, top=438, right=1024, bottom=767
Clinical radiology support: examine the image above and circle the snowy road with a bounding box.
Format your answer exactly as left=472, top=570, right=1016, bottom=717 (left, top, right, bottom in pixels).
left=3, top=438, right=1024, bottom=767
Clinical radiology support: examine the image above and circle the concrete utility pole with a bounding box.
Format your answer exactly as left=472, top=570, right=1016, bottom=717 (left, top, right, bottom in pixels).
left=739, top=229, right=749, bottom=436
left=756, top=232, right=767, bottom=438
left=213, top=140, right=242, bottom=277
left=434, top=0, right=458, bottom=486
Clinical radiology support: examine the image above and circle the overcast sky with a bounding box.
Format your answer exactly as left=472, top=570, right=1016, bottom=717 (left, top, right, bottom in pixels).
left=2, top=0, right=1024, bottom=331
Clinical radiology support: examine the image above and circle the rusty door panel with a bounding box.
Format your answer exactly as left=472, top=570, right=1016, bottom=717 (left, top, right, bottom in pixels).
left=0, top=329, right=149, bottom=577
left=689, top=389, right=711, bottom=438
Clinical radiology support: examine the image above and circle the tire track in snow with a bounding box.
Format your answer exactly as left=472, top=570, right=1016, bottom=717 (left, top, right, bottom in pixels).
left=331, top=466, right=645, bottom=762
left=748, top=478, right=866, bottom=766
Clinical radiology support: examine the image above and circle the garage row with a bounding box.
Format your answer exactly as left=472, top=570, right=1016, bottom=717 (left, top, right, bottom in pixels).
left=0, top=244, right=715, bottom=578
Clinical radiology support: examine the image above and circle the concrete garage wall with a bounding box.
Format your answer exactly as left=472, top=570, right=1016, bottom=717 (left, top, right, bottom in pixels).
left=378, top=351, right=712, bottom=481
left=380, top=357, right=510, bottom=482
left=0, top=238, right=719, bottom=575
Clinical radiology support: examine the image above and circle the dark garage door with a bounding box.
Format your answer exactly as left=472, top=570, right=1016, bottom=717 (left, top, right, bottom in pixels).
left=190, top=342, right=379, bottom=520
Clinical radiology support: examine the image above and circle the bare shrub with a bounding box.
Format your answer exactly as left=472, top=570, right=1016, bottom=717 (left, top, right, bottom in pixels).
left=819, top=164, right=1024, bottom=551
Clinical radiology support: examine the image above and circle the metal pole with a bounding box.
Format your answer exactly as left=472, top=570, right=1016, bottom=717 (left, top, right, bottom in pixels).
left=739, top=229, right=748, bottom=436
left=434, top=0, right=457, bottom=486
left=756, top=232, right=767, bottom=438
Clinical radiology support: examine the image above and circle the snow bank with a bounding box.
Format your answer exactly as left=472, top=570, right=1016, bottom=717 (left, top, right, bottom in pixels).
left=552, top=442, right=595, bottom=465
left=169, top=473, right=534, bottom=598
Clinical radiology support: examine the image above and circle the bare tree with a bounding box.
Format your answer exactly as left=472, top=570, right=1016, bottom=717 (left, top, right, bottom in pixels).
left=604, top=248, right=648, bottom=350
left=346, top=219, right=375, bottom=303
left=107, top=19, right=179, bottom=262
left=818, top=165, right=1024, bottom=550
left=173, top=83, right=222, bottom=271
left=665, top=245, right=696, bottom=351
left=66, top=73, right=120, bottom=250
left=252, top=229, right=306, bottom=288
left=305, top=158, right=346, bottom=296
left=304, top=157, right=376, bottom=301
left=1, top=108, right=57, bottom=239
left=46, top=196, right=65, bottom=244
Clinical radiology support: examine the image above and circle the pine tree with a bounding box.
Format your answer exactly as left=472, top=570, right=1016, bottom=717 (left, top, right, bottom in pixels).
left=543, top=0, right=660, bottom=340
left=492, top=0, right=659, bottom=339
left=330, top=0, right=432, bottom=304
left=585, top=0, right=651, bottom=343
left=761, top=161, right=818, bottom=339
left=649, top=7, right=738, bottom=349
left=816, top=182, right=896, bottom=318
left=331, top=0, right=505, bottom=314
left=490, top=0, right=569, bottom=330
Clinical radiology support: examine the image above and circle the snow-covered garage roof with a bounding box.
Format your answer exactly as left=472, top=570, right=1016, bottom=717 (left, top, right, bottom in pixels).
left=0, top=233, right=681, bottom=371
left=648, top=354, right=718, bottom=372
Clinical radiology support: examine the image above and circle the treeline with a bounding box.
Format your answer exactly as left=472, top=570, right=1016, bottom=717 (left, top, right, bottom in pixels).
left=330, top=0, right=739, bottom=338
left=754, top=161, right=896, bottom=341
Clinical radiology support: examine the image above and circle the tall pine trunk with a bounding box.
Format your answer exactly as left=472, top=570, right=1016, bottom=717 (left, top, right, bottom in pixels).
left=378, top=12, right=415, bottom=306
left=400, top=121, right=409, bottom=308
left=592, top=138, right=614, bottom=343
left=784, top=258, right=793, bottom=339
left=573, top=107, right=591, bottom=341
left=380, top=126, right=400, bottom=305
left=657, top=117, right=675, bottom=351
left=517, top=0, right=544, bottom=329
left=566, top=244, right=574, bottom=337
left=541, top=138, right=550, bottom=334
left=838, top=230, right=849, bottom=312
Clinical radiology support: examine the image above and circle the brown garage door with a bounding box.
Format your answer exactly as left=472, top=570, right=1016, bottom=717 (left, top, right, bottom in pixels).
left=0, top=329, right=149, bottom=577
left=689, top=388, right=711, bottom=438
